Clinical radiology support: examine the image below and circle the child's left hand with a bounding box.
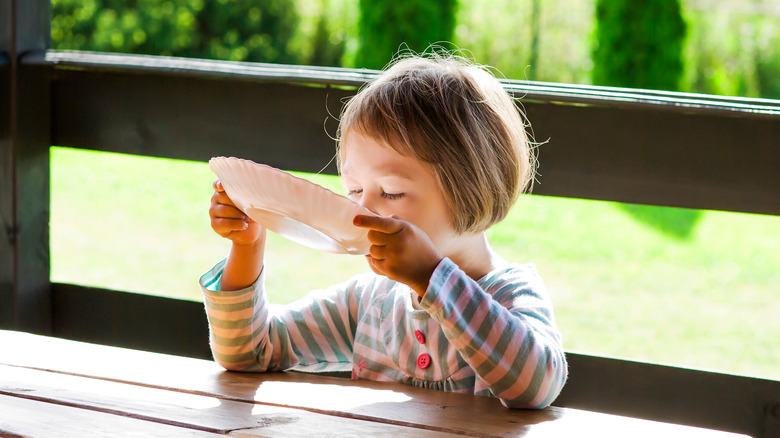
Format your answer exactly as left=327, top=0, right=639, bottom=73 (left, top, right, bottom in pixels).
left=353, top=214, right=443, bottom=297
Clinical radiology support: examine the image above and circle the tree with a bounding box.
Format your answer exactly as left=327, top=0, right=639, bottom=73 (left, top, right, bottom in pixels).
left=355, top=0, right=458, bottom=70
left=51, top=0, right=300, bottom=64
left=592, top=0, right=686, bottom=91
left=593, top=1, right=698, bottom=237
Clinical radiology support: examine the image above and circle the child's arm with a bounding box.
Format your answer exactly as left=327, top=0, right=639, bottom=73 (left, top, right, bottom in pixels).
left=206, top=179, right=363, bottom=371
left=200, top=262, right=362, bottom=372
left=209, top=179, right=265, bottom=290
left=422, top=260, right=568, bottom=409
left=353, top=213, right=566, bottom=408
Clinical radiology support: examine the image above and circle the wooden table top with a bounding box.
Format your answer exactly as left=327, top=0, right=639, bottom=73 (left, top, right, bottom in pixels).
left=0, top=330, right=748, bottom=437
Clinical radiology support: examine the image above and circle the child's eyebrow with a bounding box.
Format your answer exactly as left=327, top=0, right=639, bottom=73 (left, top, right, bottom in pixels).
left=342, top=165, right=416, bottom=181
left=377, top=169, right=415, bottom=180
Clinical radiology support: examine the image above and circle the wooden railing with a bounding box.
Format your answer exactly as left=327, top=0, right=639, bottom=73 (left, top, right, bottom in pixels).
left=2, top=1, right=779, bottom=437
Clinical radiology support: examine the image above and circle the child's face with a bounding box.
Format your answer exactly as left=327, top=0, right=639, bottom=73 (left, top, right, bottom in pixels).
left=341, top=131, right=458, bottom=253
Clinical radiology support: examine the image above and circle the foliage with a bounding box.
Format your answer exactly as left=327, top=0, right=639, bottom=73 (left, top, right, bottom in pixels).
left=355, top=0, right=457, bottom=69
left=51, top=0, right=780, bottom=98
left=306, top=12, right=346, bottom=66
left=50, top=147, right=780, bottom=380
left=592, top=0, right=686, bottom=90
left=682, top=5, right=780, bottom=100
left=51, top=0, right=300, bottom=63
left=453, top=0, right=596, bottom=84
left=756, top=50, right=780, bottom=99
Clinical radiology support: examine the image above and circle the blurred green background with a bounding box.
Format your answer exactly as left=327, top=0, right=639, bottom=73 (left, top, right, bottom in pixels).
left=51, top=0, right=780, bottom=98
left=49, top=1, right=780, bottom=380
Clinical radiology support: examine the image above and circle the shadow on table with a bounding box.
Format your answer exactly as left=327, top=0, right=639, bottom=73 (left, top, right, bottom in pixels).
left=209, top=370, right=559, bottom=436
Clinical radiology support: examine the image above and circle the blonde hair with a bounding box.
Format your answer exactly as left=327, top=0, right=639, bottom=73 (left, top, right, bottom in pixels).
left=337, top=52, right=535, bottom=234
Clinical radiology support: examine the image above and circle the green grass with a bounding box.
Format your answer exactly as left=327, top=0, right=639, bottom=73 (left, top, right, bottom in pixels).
left=51, top=147, right=780, bottom=380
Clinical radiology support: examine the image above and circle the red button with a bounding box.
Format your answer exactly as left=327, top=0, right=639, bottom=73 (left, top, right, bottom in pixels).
left=417, top=353, right=431, bottom=369
left=414, top=329, right=425, bottom=344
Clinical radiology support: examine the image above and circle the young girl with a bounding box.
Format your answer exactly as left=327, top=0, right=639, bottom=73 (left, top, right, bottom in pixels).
left=202, top=53, right=567, bottom=409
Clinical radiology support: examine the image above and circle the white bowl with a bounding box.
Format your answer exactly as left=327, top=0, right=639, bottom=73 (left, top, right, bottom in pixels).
left=209, top=157, right=377, bottom=255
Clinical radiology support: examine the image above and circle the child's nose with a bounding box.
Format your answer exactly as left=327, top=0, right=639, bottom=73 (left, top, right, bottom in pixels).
left=357, top=193, right=381, bottom=215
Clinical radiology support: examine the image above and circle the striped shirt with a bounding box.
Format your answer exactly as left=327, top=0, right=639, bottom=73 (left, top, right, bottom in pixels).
left=201, top=257, right=567, bottom=409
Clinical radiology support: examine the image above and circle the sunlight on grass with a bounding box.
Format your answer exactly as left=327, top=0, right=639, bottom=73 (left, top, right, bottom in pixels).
left=49, top=147, right=366, bottom=303
left=51, top=147, right=780, bottom=380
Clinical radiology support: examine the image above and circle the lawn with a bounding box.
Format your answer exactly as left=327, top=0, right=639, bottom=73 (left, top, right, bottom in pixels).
left=50, top=146, right=780, bottom=381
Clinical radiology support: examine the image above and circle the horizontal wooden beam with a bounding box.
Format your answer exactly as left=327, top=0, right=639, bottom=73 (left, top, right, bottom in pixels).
left=32, top=50, right=780, bottom=216
left=52, top=283, right=212, bottom=359
left=48, top=63, right=351, bottom=175
left=557, top=353, right=780, bottom=438
left=42, top=50, right=377, bottom=87
left=40, top=50, right=780, bottom=117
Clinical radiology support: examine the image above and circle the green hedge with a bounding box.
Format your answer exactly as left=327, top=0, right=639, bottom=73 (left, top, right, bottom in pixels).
left=592, top=0, right=686, bottom=91
left=51, top=0, right=300, bottom=63
left=355, top=0, right=457, bottom=69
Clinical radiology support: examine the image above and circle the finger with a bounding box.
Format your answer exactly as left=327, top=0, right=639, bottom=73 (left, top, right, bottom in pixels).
left=353, top=214, right=404, bottom=234
left=366, top=229, right=391, bottom=245
left=210, top=203, right=246, bottom=220
left=213, top=179, right=225, bottom=193
left=368, top=243, right=387, bottom=261
left=211, top=190, right=237, bottom=207
left=211, top=217, right=249, bottom=235
left=365, top=255, right=386, bottom=277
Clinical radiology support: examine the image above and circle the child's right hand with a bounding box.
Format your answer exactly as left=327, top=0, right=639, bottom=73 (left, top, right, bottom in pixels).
left=209, top=179, right=264, bottom=246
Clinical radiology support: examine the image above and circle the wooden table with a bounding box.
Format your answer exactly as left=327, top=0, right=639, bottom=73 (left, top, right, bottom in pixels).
left=0, top=330, right=748, bottom=437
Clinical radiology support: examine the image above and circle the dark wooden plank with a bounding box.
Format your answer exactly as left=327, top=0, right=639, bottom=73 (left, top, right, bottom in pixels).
left=0, top=364, right=461, bottom=437
left=36, top=50, right=780, bottom=215
left=52, top=282, right=212, bottom=359
left=41, top=50, right=780, bottom=117
left=49, top=64, right=352, bottom=175
left=0, top=0, right=52, bottom=332
left=44, top=50, right=377, bottom=87
left=12, top=59, right=52, bottom=333
left=0, top=394, right=223, bottom=437
left=555, top=352, right=780, bottom=438
left=0, top=2, right=12, bottom=329
left=0, top=43, right=11, bottom=328
left=210, top=370, right=747, bottom=438
left=0, top=1, right=10, bottom=53
left=10, top=0, right=50, bottom=51
left=525, top=101, right=780, bottom=214
left=0, top=331, right=751, bottom=437
left=0, top=364, right=238, bottom=434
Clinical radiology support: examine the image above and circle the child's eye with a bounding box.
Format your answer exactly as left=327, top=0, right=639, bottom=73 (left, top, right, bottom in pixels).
left=347, top=188, right=363, bottom=197
left=382, top=192, right=405, bottom=200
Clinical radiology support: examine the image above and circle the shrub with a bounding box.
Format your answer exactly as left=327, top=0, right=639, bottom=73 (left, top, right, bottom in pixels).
left=51, top=0, right=300, bottom=63
left=592, top=0, right=686, bottom=91
left=355, top=0, right=457, bottom=69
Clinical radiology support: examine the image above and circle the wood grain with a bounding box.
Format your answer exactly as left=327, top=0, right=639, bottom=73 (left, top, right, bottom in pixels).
left=0, top=394, right=221, bottom=437
left=0, top=330, right=748, bottom=437
left=0, top=364, right=461, bottom=437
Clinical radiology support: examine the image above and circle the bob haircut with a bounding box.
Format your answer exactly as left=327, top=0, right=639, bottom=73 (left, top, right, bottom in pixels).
left=337, top=53, right=535, bottom=234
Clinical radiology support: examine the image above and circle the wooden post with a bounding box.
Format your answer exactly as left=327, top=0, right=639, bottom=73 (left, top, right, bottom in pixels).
left=0, top=0, right=15, bottom=328
left=0, top=0, right=52, bottom=332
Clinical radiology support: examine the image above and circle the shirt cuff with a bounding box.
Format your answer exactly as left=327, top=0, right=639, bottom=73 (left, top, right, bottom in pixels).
left=199, top=258, right=264, bottom=302
left=419, top=257, right=458, bottom=316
